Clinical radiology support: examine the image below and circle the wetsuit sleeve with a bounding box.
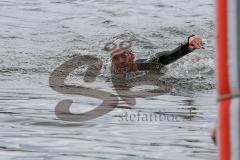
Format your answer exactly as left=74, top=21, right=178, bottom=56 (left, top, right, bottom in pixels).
left=148, top=42, right=194, bottom=65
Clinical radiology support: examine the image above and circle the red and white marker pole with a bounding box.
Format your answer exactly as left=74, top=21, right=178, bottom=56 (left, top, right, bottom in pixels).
left=217, top=0, right=240, bottom=159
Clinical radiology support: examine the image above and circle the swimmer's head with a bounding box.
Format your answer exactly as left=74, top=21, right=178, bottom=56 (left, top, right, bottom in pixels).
left=111, top=49, right=135, bottom=65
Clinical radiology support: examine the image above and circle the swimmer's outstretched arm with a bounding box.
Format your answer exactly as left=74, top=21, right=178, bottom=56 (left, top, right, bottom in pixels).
left=148, top=35, right=204, bottom=65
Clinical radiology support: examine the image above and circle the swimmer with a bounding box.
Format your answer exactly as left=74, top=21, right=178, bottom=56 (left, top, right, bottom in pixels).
left=111, top=35, right=205, bottom=72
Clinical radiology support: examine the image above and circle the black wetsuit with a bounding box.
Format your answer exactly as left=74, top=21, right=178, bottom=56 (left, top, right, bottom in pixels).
left=136, top=42, right=193, bottom=65
left=136, top=34, right=195, bottom=66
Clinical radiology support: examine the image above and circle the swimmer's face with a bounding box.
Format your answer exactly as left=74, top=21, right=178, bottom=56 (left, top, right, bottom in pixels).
left=111, top=50, right=135, bottom=65
left=112, top=52, right=129, bottom=64
left=111, top=49, right=136, bottom=74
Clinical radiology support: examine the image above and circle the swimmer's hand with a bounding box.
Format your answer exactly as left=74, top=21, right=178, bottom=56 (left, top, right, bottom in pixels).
left=188, top=35, right=205, bottom=49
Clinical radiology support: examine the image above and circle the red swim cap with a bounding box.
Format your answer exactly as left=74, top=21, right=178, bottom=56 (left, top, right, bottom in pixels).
left=111, top=49, right=135, bottom=64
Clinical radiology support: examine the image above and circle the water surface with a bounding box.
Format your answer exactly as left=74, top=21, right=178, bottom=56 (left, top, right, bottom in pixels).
left=0, top=0, right=217, bottom=159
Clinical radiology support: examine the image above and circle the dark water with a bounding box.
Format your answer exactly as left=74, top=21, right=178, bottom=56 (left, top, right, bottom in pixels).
left=0, top=0, right=217, bottom=159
